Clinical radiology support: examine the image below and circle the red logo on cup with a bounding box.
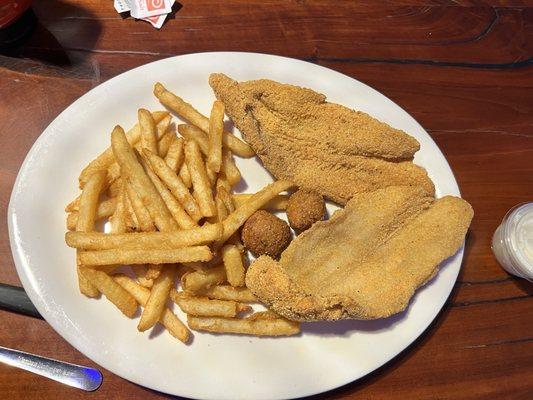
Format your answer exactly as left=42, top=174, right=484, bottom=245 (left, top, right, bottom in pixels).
left=146, top=0, right=165, bottom=12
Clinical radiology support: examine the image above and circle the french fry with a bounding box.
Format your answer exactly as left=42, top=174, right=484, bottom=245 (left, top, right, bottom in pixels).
left=222, top=245, right=245, bottom=287
left=76, top=171, right=107, bottom=232
left=107, top=176, right=122, bottom=198
left=65, top=197, right=80, bottom=213
left=248, top=310, right=282, bottom=320
left=196, top=285, right=257, bottom=303
left=222, top=191, right=248, bottom=254
left=114, top=274, right=189, bottom=343
left=182, top=262, right=210, bottom=273
left=67, top=86, right=325, bottom=344
left=78, top=111, right=169, bottom=188
left=66, top=213, right=77, bottom=231
left=66, top=197, right=117, bottom=231
left=138, top=108, right=158, bottom=155
left=219, top=130, right=255, bottom=160
left=76, top=171, right=107, bottom=297
left=187, top=314, right=300, bottom=336
left=125, top=182, right=155, bottom=232
left=178, top=125, right=241, bottom=186
left=217, top=185, right=235, bottom=213
left=192, top=190, right=202, bottom=213
left=199, top=249, right=224, bottom=272
left=131, top=265, right=153, bottom=288
left=78, top=246, right=213, bottom=266
left=143, top=149, right=202, bottom=222
left=67, top=115, right=172, bottom=210
left=181, top=266, right=226, bottom=293
left=76, top=265, right=99, bottom=298
left=123, top=185, right=139, bottom=231
left=80, top=268, right=137, bottom=317
left=207, top=101, right=224, bottom=173
left=232, top=193, right=289, bottom=211
left=164, top=136, right=184, bottom=173
left=175, top=264, right=191, bottom=279
left=97, top=184, right=127, bottom=275
left=141, top=155, right=197, bottom=229
left=138, top=267, right=176, bottom=331
left=156, top=115, right=173, bottom=142
left=184, top=140, right=216, bottom=218
left=154, top=83, right=255, bottom=158
left=66, top=224, right=223, bottom=250
left=221, top=149, right=241, bottom=187
left=206, top=165, right=217, bottom=187
left=132, top=123, right=171, bottom=158
left=177, top=124, right=209, bottom=152
left=226, top=234, right=246, bottom=253
left=145, top=265, right=162, bottom=280
left=171, top=291, right=251, bottom=318
left=216, top=176, right=232, bottom=193
left=179, top=163, right=192, bottom=188
left=109, top=117, right=172, bottom=199
left=154, top=127, right=174, bottom=159
left=211, top=191, right=229, bottom=224
left=110, top=193, right=126, bottom=230
left=216, top=180, right=295, bottom=247
left=111, top=125, right=178, bottom=232
left=106, top=162, right=122, bottom=192
left=109, top=186, right=127, bottom=234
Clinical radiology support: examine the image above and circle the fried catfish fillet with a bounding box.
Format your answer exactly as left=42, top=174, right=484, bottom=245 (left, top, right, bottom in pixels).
left=209, top=73, right=435, bottom=204
left=245, top=186, right=473, bottom=321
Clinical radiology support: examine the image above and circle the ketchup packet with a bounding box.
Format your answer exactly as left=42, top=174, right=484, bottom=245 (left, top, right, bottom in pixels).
left=129, top=0, right=172, bottom=19
left=113, top=0, right=174, bottom=29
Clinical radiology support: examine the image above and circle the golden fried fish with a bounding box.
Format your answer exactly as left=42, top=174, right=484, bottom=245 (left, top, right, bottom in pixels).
left=245, top=186, right=473, bottom=321
left=209, top=73, right=435, bottom=204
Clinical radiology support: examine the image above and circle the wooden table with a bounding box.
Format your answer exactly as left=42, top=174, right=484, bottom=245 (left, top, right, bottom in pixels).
left=1, top=1, right=531, bottom=398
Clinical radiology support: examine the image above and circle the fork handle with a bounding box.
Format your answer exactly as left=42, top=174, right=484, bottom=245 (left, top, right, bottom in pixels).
left=0, top=346, right=102, bottom=391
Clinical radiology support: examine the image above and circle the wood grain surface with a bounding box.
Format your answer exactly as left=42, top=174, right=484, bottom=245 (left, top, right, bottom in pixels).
left=0, top=0, right=532, bottom=399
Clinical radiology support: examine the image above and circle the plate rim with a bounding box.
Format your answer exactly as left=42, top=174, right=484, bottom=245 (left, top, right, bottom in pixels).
left=8, top=51, right=464, bottom=400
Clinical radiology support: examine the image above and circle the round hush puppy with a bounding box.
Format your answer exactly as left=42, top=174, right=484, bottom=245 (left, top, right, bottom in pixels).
left=241, top=210, right=291, bottom=259
left=286, top=189, right=326, bottom=231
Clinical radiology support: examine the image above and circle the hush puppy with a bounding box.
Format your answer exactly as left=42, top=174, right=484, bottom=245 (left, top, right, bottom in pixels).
left=286, top=189, right=326, bottom=231
left=241, top=210, right=291, bottom=258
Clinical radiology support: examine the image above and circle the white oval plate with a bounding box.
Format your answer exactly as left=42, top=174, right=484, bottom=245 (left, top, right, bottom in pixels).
left=8, top=52, right=463, bottom=400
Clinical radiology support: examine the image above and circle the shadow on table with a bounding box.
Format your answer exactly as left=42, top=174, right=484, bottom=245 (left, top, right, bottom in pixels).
left=0, top=0, right=101, bottom=78
left=164, top=2, right=184, bottom=23
left=513, top=276, right=533, bottom=295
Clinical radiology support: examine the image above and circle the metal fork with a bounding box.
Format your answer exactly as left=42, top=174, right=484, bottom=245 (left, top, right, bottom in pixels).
left=0, top=346, right=102, bottom=391
left=0, top=283, right=102, bottom=391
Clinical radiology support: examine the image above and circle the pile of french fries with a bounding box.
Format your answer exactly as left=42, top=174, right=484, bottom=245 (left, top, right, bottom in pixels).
left=65, top=83, right=299, bottom=343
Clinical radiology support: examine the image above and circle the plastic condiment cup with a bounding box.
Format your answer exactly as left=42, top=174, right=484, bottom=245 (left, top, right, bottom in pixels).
left=492, top=202, right=533, bottom=282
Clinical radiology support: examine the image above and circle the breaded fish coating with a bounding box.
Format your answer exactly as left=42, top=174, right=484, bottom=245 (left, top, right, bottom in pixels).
left=209, top=73, right=435, bottom=204
left=245, top=186, right=473, bottom=321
